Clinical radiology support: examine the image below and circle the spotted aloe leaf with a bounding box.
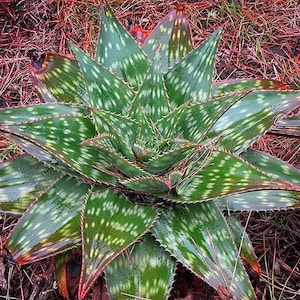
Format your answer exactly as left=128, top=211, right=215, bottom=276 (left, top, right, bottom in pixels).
left=134, top=106, right=156, bottom=147
left=152, top=201, right=256, bottom=300
left=215, top=149, right=300, bottom=209
left=95, top=4, right=149, bottom=90
left=173, top=92, right=247, bottom=143
left=6, top=176, right=88, bottom=264
left=90, top=109, right=138, bottom=159
left=165, top=28, right=222, bottom=107
left=241, top=149, right=300, bottom=187
left=217, top=150, right=300, bottom=211
left=155, top=100, right=189, bottom=139
left=144, top=142, right=197, bottom=175
left=226, top=215, right=260, bottom=276
left=143, top=4, right=192, bottom=72
left=4, top=134, right=79, bottom=177
left=212, top=78, right=289, bottom=95
left=82, top=137, right=147, bottom=178
left=271, top=115, right=300, bottom=136
left=0, top=106, right=117, bottom=185
left=175, top=150, right=292, bottom=202
left=129, top=49, right=170, bottom=122
left=0, top=155, right=59, bottom=213
left=70, top=43, right=134, bottom=114
left=0, top=103, right=87, bottom=124
left=208, top=90, right=300, bottom=153
left=29, top=53, right=86, bottom=104
left=217, top=190, right=300, bottom=211
left=79, top=187, right=157, bottom=299
left=122, top=175, right=171, bottom=194
left=105, top=234, right=176, bottom=299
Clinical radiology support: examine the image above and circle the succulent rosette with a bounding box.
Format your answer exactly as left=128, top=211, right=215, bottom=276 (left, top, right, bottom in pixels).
left=1, top=4, right=300, bottom=299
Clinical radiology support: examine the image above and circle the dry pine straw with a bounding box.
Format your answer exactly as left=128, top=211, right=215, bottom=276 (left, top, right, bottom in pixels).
left=0, top=0, right=300, bottom=299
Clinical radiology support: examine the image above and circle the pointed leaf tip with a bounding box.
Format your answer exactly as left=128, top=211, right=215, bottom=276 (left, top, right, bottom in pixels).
left=30, top=53, right=86, bottom=104
left=106, top=235, right=176, bottom=299
left=143, top=4, right=192, bottom=72
left=209, top=90, right=300, bottom=153
left=175, top=150, right=290, bottom=202
left=165, top=28, right=223, bottom=107
left=96, top=4, right=149, bottom=90
left=6, top=176, right=88, bottom=264
left=129, top=49, right=170, bottom=121
left=79, top=187, right=157, bottom=299
left=152, top=201, right=256, bottom=299
left=70, top=42, right=134, bottom=114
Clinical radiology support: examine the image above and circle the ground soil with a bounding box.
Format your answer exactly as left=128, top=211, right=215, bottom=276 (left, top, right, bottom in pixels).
left=0, top=1, right=300, bottom=299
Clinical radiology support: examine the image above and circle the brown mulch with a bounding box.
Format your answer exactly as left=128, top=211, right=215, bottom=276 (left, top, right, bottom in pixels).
left=1, top=0, right=300, bottom=299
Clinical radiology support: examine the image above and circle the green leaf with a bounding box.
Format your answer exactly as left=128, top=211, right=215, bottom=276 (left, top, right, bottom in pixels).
left=96, top=4, right=149, bottom=90
left=175, top=150, right=291, bottom=202
left=216, top=190, right=300, bottom=210
left=217, top=148, right=300, bottom=211
left=152, top=201, right=256, bottom=300
left=174, top=92, right=246, bottom=143
left=3, top=133, right=58, bottom=165
left=30, top=53, right=86, bottom=103
left=226, top=215, right=260, bottom=276
left=208, top=90, right=300, bottom=153
left=133, top=107, right=156, bottom=149
left=121, top=176, right=170, bottom=194
left=212, top=79, right=288, bottom=96
left=165, top=28, right=222, bottom=107
left=4, top=134, right=80, bottom=177
left=155, top=101, right=189, bottom=139
left=6, top=176, right=89, bottom=264
left=91, top=109, right=138, bottom=159
left=1, top=113, right=118, bottom=184
left=70, top=43, right=134, bottom=114
left=82, top=137, right=148, bottom=178
left=106, top=234, right=176, bottom=299
left=241, top=149, right=300, bottom=188
left=0, top=104, right=89, bottom=178
left=0, top=103, right=88, bottom=125
left=272, top=115, right=300, bottom=137
left=144, top=142, right=196, bottom=175
left=129, top=50, right=170, bottom=122
left=143, top=5, right=192, bottom=72
left=79, top=187, right=157, bottom=299
left=0, top=155, right=60, bottom=213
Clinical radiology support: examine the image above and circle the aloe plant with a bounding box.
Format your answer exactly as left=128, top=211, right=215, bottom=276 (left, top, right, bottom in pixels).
left=1, top=4, right=300, bottom=299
